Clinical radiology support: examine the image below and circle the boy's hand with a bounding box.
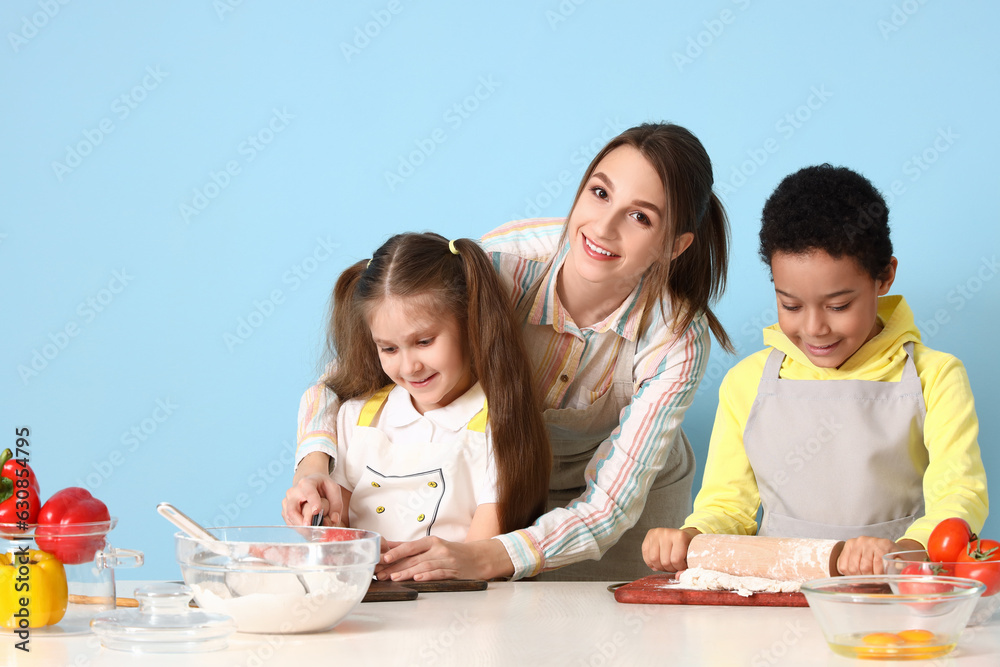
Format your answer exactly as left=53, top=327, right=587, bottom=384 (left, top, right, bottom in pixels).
left=837, top=536, right=895, bottom=575
left=642, top=527, right=701, bottom=572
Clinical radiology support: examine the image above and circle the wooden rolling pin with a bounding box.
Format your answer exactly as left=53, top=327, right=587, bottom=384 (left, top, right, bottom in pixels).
left=686, top=535, right=845, bottom=581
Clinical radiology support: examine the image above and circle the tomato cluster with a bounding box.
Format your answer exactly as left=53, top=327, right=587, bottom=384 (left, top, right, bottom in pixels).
left=924, top=518, right=1000, bottom=596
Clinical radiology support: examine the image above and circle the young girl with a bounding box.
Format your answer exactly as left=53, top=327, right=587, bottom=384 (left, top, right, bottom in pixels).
left=285, top=233, right=551, bottom=542
left=643, top=165, right=988, bottom=576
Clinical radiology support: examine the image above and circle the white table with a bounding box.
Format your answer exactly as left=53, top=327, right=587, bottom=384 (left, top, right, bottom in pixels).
left=5, top=581, right=1000, bottom=666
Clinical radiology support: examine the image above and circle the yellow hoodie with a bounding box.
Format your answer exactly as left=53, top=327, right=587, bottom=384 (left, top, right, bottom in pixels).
left=684, top=295, right=988, bottom=546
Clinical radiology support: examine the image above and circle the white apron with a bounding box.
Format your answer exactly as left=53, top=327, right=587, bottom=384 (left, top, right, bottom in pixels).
left=743, top=342, right=927, bottom=540
left=342, top=385, right=491, bottom=543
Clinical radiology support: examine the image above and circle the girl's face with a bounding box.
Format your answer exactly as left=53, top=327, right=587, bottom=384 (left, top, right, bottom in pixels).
left=771, top=250, right=896, bottom=369
left=368, top=297, right=474, bottom=414
left=564, top=145, right=686, bottom=293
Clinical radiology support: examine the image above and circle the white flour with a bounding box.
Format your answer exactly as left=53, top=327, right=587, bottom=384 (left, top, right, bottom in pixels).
left=676, top=567, right=801, bottom=597
left=191, top=572, right=364, bottom=633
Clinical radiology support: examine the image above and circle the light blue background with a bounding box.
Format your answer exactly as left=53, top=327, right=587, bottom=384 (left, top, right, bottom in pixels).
left=3, top=1, right=997, bottom=580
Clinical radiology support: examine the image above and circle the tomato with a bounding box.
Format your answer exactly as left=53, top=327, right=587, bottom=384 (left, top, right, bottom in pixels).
left=927, top=518, right=975, bottom=562
left=955, top=539, right=1000, bottom=596
left=897, top=562, right=955, bottom=595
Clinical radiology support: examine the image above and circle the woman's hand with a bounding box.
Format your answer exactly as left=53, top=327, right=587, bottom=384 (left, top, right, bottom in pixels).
left=837, top=536, right=896, bottom=575
left=376, top=537, right=515, bottom=581
left=642, top=527, right=700, bottom=572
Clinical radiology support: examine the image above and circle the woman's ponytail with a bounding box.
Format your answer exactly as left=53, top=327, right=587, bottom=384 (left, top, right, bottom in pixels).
left=667, top=192, right=733, bottom=353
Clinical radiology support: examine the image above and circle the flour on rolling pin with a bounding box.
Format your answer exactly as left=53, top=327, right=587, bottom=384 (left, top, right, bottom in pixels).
left=686, top=534, right=842, bottom=582
left=676, top=567, right=802, bottom=597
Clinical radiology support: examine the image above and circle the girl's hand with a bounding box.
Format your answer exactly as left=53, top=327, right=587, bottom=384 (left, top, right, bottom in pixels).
left=642, top=527, right=700, bottom=572
left=282, top=473, right=343, bottom=527
left=837, top=536, right=895, bottom=575
left=375, top=537, right=515, bottom=581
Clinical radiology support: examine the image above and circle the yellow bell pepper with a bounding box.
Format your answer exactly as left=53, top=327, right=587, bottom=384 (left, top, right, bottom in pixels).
left=1, top=546, right=68, bottom=628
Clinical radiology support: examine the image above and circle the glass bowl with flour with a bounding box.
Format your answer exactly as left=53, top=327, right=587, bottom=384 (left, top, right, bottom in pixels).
left=174, top=525, right=379, bottom=633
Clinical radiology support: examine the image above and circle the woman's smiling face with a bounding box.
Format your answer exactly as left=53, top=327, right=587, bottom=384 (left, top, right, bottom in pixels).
left=563, top=145, right=672, bottom=294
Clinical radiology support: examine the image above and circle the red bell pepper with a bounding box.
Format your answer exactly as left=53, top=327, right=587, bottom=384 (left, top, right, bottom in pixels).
left=35, top=487, right=111, bottom=565
left=0, top=448, right=41, bottom=529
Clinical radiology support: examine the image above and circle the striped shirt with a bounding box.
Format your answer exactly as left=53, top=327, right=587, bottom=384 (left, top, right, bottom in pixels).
left=482, top=218, right=710, bottom=578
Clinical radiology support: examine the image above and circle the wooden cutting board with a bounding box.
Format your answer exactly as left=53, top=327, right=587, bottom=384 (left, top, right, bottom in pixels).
left=613, top=573, right=808, bottom=607
left=402, top=579, right=488, bottom=593
left=362, top=580, right=419, bottom=602
left=361, top=579, right=488, bottom=602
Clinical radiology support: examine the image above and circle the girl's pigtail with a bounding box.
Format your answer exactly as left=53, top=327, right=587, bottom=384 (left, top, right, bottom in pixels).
left=667, top=192, right=733, bottom=353
left=326, top=260, right=391, bottom=401
left=453, top=238, right=551, bottom=533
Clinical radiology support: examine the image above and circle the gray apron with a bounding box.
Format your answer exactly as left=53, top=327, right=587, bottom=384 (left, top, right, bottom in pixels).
left=743, top=342, right=927, bottom=541
left=515, top=277, right=695, bottom=581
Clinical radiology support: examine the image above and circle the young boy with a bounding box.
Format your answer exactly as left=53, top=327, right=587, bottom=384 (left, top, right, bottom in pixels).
left=643, top=164, right=988, bottom=576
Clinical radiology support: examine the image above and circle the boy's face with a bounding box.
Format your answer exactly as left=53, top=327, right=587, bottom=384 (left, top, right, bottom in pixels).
left=771, top=250, right=896, bottom=369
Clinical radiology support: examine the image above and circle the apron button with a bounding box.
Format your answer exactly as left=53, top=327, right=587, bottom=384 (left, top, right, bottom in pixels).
left=560, top=374, right=569, bottom=382
left=417, top=514, right=425, bottom=522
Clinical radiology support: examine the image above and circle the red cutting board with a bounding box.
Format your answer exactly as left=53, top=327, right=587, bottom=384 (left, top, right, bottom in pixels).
left=613, top=573, right=808, bottom=607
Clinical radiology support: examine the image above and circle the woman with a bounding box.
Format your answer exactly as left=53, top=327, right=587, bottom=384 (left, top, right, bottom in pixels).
left=285, top=123, right=731, bottom=581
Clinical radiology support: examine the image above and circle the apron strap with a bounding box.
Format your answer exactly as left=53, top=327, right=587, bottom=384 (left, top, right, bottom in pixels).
left=467, top=399, right=489, bottom=433
left=900, top=341, right=918, bottom=383
left=762, top=347, right=786, bottom=380
left=357, top=384, right=395, bottom=427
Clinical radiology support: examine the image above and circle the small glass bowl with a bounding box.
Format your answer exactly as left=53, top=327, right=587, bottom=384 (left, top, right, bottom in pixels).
left=800, top=575, right=984, bottom=660
left=883, top=550, right=1000, bottom=626
left=91, top=583, right=235, bottom=653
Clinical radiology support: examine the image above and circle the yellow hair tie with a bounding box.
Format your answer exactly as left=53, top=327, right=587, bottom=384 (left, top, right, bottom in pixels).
left=366, top=259, right=372, bottom=268
left=448, top=239, right=459, bottom=255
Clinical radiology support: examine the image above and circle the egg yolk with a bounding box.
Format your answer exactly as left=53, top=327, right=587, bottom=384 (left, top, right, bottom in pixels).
left=897, top=629, right=936, bottom=644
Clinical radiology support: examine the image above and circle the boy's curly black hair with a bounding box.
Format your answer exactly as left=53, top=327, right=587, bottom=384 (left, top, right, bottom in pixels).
left=759, top=164, right=893, bottom=280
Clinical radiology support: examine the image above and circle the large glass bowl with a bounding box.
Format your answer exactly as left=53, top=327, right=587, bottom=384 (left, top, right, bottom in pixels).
left=174, top=525, right=380, bottom=634
left=800, top=575, right=984, bottom=660
left=883, top=549, right=1000, bottom=626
